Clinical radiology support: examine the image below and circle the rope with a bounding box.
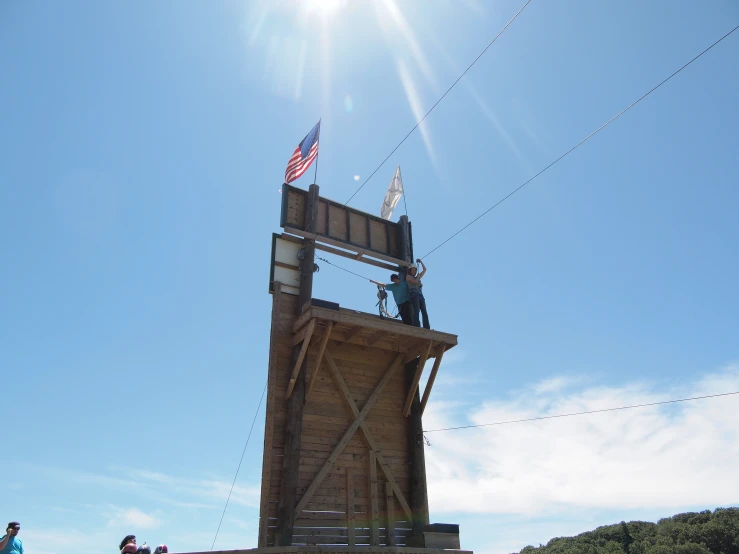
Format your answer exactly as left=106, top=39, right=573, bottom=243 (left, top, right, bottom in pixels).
left=425, top=391, right=739, bottom=433
left=211, top=380, right=268, bottom=550
left=420, top=23, right=739, bottom=259
left=343, top=0, right=533, bottom=207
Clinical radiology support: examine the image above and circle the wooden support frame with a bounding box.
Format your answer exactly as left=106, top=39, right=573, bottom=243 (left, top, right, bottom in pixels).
left=323, top=349, right=414, bottom=522
left=369, top=450, right=379, bottom=546
left=306, top=321, right=333, bottom=398
left=258, top=283, right=281, bottom=547
left=403, top=340, right=434, bottom=417
left=346, top=469, right=355, bottom=547
left=293, top=352, right=405, bottom=518
left=386, top=481, right=396, bottom=547
left=285, top=319, right=315, bottom=399
left=294, top=305, right=458, bottom=347
left=420, top=345, right=446, bottom=415
left=281, top=232, right=399, bottom=272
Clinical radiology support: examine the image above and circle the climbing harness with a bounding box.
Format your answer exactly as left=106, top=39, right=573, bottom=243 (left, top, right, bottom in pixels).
left=376, top=285, right=400, bottom=320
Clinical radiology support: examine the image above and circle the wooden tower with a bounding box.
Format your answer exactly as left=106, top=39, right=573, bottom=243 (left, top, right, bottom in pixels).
left=259, top=184, right=466, bottom=552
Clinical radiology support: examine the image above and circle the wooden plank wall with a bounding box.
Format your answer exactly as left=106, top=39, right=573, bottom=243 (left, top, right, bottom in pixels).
left=259, top=292, right=414, bottom=547
left=282, top=186, right=402, bottom=261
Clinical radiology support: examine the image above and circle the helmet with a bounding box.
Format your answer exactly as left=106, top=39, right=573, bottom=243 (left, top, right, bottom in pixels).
left=137, top=544, right=151, bottom=554
left=155, top=546, right=168, bottom=554
left=122, top=545, right=138, bottom=554
left=408, top=263, right=417, bottom=270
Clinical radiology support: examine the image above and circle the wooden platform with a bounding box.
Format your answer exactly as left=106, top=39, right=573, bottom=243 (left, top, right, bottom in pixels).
left=186, top=546, right=473, bottom=554
left=259, top=294, right=459, bottom=548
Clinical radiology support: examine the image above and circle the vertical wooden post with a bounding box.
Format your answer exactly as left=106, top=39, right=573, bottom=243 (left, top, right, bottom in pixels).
left=275, top=184, right=319, bottom=546
left=346, top=469, right=355, bottom=547
left=386, top=481, right=396, bottom=546
left=258, top=282, right=282, bottom=547
left=400, top=213, right=429, bottom=545
left=369, top=450, right=379, bottom=546
left=405, top=357, right=430, bottom=543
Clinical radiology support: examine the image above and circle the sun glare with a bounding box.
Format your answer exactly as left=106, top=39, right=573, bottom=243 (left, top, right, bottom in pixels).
left=301, top=0, right=346, bottom=19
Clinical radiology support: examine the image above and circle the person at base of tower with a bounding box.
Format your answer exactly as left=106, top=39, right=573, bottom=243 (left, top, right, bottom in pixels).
left=407, top=259, right=430, bottom=329
left=370, top=274, right=412, bottom=325
left=1, top=522, right=23, bottom=554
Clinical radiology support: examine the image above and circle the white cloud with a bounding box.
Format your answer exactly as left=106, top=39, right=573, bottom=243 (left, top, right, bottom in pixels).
left=424, top=364, right=739, bottom=515
left=106, top=507, right=161, bottom=529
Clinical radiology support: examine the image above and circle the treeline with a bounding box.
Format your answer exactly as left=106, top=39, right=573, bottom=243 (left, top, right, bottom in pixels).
left=518, top=508, right=738, bottom=554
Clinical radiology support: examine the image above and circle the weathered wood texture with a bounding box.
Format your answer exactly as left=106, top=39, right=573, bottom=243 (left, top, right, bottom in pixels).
left=261, top=294, right=451, bottom=547
left=281, top=184, right=407, bottom=267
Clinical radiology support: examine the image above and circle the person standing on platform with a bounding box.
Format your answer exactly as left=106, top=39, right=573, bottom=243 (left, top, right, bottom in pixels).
left=407, top=259, right=430, bottom=329
left=0, top=522, right=23, bottom=554
left=370, top=274, right=412, bottom=325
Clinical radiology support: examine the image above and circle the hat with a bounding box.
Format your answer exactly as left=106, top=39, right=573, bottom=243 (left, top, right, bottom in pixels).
left=120, top=535, right=136, bottom=550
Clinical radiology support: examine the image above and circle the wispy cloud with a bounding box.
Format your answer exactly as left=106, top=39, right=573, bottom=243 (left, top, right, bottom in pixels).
left=424, top=364, right=739, bottom=515
left=105, top=507, right=161, bottom=529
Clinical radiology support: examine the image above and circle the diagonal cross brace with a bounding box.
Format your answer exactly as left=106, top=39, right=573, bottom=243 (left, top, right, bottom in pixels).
left=285, top=319, right=315, bottom=399
left=323, top=348, right=413, bottom=522
left=293, top=351, right=406, bottom=519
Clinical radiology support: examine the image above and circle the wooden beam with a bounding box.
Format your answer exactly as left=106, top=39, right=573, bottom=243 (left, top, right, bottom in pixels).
left=276, top=184, right=320, bottom=547
left=386, top=481, right=396, bottom=547
left=311, top=239, right=398, bottom=272
left=258, top=282, right=281, bottom=547
left=346, top=469, right=355, bottom=547
left=293, top=352, right=405, bottom=518
left=369, top=450, right=379, bottom=546
left=283, top=225, right=411, bottom=268
left=420, top=346, right=446, bottom=415
left=292, top=318, right=322, bottom=346
left=293, top=305, right=458, bottom=347
left=340, top=325, right=363, bottom=344
left=365, top=329, right=386, bottom=347
left=403, top=341, right=434, bottom=417
left=306, top=321, right=333, bottom=399
left=285, top=319, right=315, bottom=399
left=323, top=349, right=413, bottom=521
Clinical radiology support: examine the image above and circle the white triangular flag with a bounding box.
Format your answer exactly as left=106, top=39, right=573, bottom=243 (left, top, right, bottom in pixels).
left=380, top=165, right=403, bottom=220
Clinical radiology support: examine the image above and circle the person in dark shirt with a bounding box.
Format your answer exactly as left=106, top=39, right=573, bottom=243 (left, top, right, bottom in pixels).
left=370, top=274, right=412, bottom=324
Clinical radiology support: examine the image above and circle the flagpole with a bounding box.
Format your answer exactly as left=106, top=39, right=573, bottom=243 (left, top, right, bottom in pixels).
left=313, top=119, right=321, bottom=185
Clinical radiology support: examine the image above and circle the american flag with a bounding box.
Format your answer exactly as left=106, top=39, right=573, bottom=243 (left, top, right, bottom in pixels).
left=285, top=120, right=320, bottom=184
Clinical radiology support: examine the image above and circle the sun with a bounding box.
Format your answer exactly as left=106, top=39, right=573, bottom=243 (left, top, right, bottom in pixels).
left=301, top=0, right=347, bottom=20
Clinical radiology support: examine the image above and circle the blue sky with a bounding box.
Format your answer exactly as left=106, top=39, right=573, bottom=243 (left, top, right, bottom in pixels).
left=1, top=1, right=738, bottom=553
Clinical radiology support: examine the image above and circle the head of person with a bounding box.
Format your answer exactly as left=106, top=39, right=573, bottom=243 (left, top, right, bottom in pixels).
left=390, top=274, right=400, bottom=284
left=408, top=264, right=417, bottom=276
left=6, top=523, right=20, bottom=537
left=120, top=535, right=136, bottom=551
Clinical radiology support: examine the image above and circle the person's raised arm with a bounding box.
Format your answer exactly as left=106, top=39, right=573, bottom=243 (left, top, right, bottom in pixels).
left=369, top=279, right=385, bottom=286
left=416, top=259, right=427, bottom=279
left=0, top=531, right=11, bottom=551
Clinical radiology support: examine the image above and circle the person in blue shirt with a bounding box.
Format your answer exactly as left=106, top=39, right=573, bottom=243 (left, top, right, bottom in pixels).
left=370, top=273, right=412, bottom=325
left=0, top=522, right=23, bottom=554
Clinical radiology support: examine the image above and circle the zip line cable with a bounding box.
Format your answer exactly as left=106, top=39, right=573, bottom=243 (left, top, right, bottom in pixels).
left=425, top=390, right=739, bottom=433
left=343, top=0, right=533, bottom=207
left=420, top=24, right=739, bottom=260
left=211, top=380, right=268, bottom=550
left=317, top=255, right=374, bottom=281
